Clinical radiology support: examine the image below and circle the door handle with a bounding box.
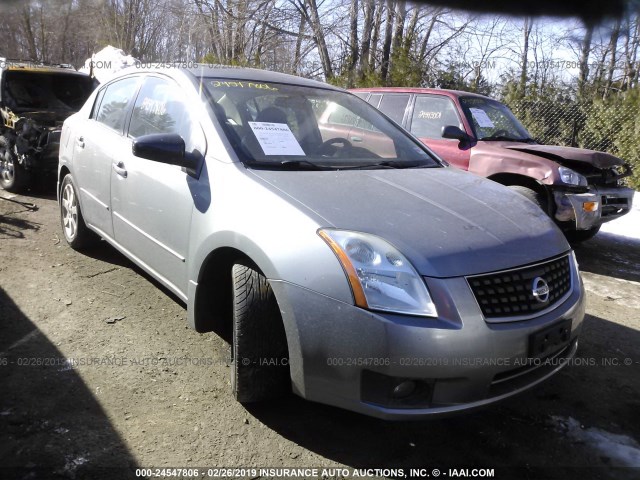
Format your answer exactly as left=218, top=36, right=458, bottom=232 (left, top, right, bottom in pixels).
left=76, top=136, right=85, bottom=148
left=350, top=136, right=363, bottom=142
left=112, top=161, right=127, bottom=178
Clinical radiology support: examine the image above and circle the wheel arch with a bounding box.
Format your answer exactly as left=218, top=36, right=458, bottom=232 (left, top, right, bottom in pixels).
left=488, top=172, right=553, bottom=209
left=57, top=165, right=71, bottom=201
left=189, top=241, right=290, bottom=349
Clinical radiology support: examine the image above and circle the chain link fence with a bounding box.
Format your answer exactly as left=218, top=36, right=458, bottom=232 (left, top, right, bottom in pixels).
left=508, top=100, right=640, bottom=188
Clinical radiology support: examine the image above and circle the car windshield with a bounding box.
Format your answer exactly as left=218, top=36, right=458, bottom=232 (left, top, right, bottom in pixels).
left=204, top=78, right=440, bottom=169
left=3, top=71, right=95, bottom=112
left=459, top=96, right=533, bottom=142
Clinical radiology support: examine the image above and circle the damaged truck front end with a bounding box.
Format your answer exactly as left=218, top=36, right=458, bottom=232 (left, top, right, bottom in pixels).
left=0, top=62, right=95, bottom=192
left=501, top=144, right=635, bottom=242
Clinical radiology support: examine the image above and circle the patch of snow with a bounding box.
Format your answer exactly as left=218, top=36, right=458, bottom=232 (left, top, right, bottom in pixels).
left=59, top=454, right=89, bottom=476
left=581, top=272, right=640, bottom=309
left=550, top=416, right=640, bottom=467
left=80, top=45, right=138, bottom=83
left=599, top=191, right=640, bottom=242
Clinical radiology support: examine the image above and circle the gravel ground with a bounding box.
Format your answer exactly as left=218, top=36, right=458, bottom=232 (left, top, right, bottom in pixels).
left=1, top=185, right=639, bottom=480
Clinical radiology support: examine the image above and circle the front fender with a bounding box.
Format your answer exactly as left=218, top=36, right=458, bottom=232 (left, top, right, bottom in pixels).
left=470, top=152, right=557, bottom=185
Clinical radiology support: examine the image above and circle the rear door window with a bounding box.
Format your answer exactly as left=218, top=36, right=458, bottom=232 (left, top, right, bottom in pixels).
left=367, top=93, right=382, bottom=108
left=351, top=91, right=369, bottom=100
left=409, top=95, right=462, bottom=139
left=377, top=94, right=410, bottom=126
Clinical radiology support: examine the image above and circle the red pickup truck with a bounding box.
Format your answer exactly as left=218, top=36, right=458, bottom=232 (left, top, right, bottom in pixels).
left=350, top=87, right=634, bottom=242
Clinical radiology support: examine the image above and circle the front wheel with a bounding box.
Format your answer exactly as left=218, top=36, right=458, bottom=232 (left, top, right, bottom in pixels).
left=0, top=136, right=31, bottom=193
left=231, top=260, right=290, bottom=403
left=508, top=185, right=549, bottom=214
left=59, top=173, right=99, bottom=250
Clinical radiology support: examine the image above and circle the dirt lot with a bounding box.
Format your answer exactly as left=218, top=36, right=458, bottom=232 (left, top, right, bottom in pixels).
left=1, top=185, right=639, bottom=480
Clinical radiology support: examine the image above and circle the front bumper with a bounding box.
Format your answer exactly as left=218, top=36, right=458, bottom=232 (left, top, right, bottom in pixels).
left=554, top=186, right=635, bottom=230
left=270, top=257, right=585, bottom=420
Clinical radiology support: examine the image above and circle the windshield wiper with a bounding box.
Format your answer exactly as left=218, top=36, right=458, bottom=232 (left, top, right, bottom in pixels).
left=279, top=159, right=335, bottom=170
left=245, top=159, right=432, bottom=171
left=481, top=134, right=536, bottom=143
left=480, top=134, right=519, bottom=141
left=336, top=160, right=434, bottom=170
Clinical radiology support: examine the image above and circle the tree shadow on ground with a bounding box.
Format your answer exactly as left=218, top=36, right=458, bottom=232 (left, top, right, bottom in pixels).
left=0, top=287, right=140, bottom=479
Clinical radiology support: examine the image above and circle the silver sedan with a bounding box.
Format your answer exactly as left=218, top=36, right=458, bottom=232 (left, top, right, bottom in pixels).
left=58, top=66, right=585, bottom=419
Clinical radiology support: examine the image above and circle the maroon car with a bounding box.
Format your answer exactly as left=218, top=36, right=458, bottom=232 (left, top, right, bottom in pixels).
left=351, top=87, right=634, bottom=242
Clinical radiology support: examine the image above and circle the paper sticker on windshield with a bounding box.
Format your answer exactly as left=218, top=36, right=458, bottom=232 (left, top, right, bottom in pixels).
left=249, top=122, right=305, bottom=156
left=469, top=108, right=495, bottom=128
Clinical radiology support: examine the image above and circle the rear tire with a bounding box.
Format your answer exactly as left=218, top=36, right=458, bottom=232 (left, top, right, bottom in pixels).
left=231, top=260, right=290, bottom=403
left=565, top=225, right=601, bottom=244
left=508, top=185, right=549, bottom=214
left=0, top=135, right=31, bottom=193
left=59, top=173, right=99, bottom=250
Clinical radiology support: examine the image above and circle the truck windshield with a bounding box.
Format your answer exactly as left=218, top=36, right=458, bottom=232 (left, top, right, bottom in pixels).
left=204, top=79, right=440, bottom=169
left=3, top=70, right=95, bottom=113
left=459, top=96, right=533, bottom=142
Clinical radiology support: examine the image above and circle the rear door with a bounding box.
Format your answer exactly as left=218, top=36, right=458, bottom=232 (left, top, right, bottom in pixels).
left=72, top=76, right=140, bottom=238
left=110, top=75, right=206, bottom=297
left=408, top=94, right=471, bottom=169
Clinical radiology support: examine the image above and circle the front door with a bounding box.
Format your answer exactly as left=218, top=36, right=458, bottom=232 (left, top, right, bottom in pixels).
left=110, top=75, right=205, bottom=297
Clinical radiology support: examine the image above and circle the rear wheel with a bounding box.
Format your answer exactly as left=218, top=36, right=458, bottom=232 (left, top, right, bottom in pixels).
left=231, top=259, right=290, bottom=403
left=59, top=173, right=99, bottom=250
left=0, top=135, right=31, bottom=193
left=508, top=185, right=549, bottom=214
left=565, top=225, right=601, bottom=244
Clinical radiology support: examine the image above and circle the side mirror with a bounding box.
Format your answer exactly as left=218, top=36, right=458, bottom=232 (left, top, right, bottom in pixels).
left=132, top=133, right=197, bottom=170
left=442, top=125, right=470, bottom=142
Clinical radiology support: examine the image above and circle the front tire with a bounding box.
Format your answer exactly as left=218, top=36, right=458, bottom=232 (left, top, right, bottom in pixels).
left=0, top=135, right=31, bottom=193
left=231, top=260, right=290, bottom=403
left=59, top=173, right=98, bottom=250
left=508, top=185, right=549, bottom=214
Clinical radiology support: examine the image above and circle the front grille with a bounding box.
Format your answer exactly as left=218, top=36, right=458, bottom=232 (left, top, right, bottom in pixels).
left=601, top=195, right=630, bottom=217
left=467, top=255, right=572, bottom=319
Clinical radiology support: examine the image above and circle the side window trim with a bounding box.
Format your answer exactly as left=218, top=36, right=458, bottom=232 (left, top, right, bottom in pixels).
left=90, top=87, right=106, bottom=120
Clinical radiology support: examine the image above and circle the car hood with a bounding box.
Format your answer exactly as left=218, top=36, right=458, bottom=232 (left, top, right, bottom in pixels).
left=10, top=110, right=72, bottom=127
left=500, top=143, right=625, bottom=169
left=250, top=167, right=569, bottom=278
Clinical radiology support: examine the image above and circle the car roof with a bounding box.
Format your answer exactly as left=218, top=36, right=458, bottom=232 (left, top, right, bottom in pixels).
left=114, top=65, right=343, bottom=92
left=350, top=86, right=491, bottom=100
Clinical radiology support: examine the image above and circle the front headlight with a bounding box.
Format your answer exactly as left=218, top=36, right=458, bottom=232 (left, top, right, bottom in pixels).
left=318, top=229, right=437, bottom=317
left=558, top=166, right=588, bottom=187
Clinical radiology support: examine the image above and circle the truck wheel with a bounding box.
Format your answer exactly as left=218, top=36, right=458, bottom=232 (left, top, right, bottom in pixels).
left=0, top=136, right=31, bottom=193
left=508, top=185, right=549, bottom=214
left=565, top=225, right=601, bottom=244
left=231, top=260, right=290, bottom=403
left=59, top=173, right=99, bottom=250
